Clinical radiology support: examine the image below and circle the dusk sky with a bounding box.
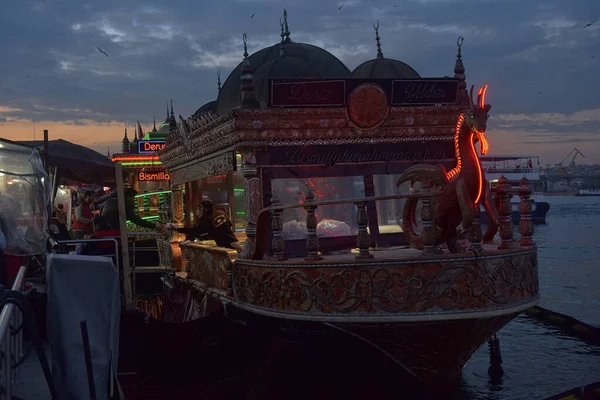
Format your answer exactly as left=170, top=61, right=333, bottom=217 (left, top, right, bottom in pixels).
left=0, top=0, right=598, bottom=165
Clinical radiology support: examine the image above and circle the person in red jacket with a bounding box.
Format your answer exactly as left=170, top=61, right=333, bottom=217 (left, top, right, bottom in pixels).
left=72, top=190, right=94, bottom=239
left=82, top=215, right=120, bottom=255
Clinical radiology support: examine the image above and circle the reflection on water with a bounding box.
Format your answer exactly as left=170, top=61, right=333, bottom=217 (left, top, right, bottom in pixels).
left=460, top=196, right=600, bottom=400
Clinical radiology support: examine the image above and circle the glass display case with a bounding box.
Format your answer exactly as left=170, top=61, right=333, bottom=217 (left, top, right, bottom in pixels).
left=183, top=152, right=246, bottom=232
left=0, top=141, right=48, bottom=255
left=373, top=175, right=411, bottom=234
left=271, top=176, right=365, bottom=240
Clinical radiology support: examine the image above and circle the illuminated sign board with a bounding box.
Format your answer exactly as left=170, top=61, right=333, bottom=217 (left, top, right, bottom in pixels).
left=138, top=140, right=166, bottom=154
left=138, top=171, right=171, bottom=181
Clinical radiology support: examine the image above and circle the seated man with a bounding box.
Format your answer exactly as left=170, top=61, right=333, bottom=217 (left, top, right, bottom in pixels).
left=167, top=199, right=240, bottom=250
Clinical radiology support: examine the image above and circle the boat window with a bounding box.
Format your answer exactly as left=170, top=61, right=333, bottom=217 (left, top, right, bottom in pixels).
left=199, top=173, right=229, bottom=216
left=232, top=153, right=246, bottom=231
left=372, top=174, right=411, bottom=234
left=271, top=176, right=365, bottom=240
left=191, top=153, right=246, bottom=232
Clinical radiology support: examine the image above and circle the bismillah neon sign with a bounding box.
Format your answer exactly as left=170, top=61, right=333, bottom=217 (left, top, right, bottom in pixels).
left=138, top=140, right=166, bottom=154
left=138, top=171, right=171, bottom=181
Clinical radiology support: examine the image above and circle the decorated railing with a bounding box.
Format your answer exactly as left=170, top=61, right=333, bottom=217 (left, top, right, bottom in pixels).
left=492, top=176, right=536, bottom=249
left=251, top=176, right=536, bottom=260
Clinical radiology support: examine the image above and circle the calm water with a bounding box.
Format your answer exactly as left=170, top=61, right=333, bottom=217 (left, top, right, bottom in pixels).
left=459, top=196, right=600, bottom=400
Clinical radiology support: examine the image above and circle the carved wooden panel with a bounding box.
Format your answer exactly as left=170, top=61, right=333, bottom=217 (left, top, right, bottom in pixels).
left=232, top=251, right=539, bottom=316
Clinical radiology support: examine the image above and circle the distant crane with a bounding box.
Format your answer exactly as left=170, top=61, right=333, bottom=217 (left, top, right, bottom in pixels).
left=555, top=148, right=585, bottom=174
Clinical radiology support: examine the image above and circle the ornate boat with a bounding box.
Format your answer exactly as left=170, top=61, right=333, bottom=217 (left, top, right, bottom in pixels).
left=157, top=15, right=540, bottom=387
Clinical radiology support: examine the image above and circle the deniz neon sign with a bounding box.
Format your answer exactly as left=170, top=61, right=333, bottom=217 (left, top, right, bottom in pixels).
left=138, top=140, right=166, bottom=154
left=138, top=171, right=171, bottom=181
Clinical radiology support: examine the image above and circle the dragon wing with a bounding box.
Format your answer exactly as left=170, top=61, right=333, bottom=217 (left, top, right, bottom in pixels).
left=396, top=164, right=448, bottom=188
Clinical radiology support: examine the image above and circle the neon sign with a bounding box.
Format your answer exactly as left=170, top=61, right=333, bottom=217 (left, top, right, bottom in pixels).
left=138, top=171, right=171, bottom=181
left=138, top=140, right=166, bottom=154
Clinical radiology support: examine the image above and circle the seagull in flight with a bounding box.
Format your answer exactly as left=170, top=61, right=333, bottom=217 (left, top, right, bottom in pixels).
left=583, top=20, right=596, bottom=29
left=94, top=46, right=109, bottom=58
left=338, top=4, right=344, bottom=9
left=250, top=13, right=255, bottom=18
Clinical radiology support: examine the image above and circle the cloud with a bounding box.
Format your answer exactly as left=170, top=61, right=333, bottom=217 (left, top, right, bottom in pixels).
left=0, top=0, right=598, bottom=163
left=493, top=109, right=600, bottom=127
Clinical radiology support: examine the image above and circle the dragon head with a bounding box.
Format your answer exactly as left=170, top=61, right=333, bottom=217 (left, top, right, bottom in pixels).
left=464, top=84, right=491, bottom=155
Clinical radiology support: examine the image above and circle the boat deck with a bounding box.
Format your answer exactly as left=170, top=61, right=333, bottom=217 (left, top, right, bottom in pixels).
left=243, top=242, right=526, bottom=264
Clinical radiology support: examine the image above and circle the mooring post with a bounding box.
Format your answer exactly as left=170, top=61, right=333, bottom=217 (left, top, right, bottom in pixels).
left=488, top=334, right=504, bottom=379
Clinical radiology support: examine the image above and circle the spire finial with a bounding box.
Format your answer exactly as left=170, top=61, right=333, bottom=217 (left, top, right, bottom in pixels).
left=152, top=116, right=157, bottom=132
left=166, top=102, right=169, bottom=119
left=373, top=20, right=383, bottom=59
left=453, top=36, right=467, bottom=104
left=240, top=33, right=259, bottom=109
left=279, top=17, right=287, bottom=56
left=217, top=70, right=222, bottom=93
left=283, top=9, right=290, bottom=42
left=170, top=99, right=174, bottom=117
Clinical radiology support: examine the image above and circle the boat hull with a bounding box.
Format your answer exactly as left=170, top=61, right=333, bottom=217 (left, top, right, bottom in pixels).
left=170, top=242, right=540, bottom=387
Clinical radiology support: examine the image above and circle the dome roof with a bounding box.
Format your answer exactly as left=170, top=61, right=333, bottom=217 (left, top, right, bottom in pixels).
left=350, top=22, right=420, bottom=79
left=350, top=57, right=420, bottom=79
left=215, top=41, right=350, bottom=115
left=194, top=100, right=216, bottom=116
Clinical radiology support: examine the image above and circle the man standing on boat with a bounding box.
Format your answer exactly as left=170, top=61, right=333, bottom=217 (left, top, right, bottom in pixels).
left=166, top=199, right=241, bottom=250
left=100, top=188, right=164, bottom=232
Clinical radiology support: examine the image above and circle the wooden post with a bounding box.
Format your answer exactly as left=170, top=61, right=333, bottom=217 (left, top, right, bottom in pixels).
left=468, top=206, right=483, bottom=252
left=304, top=192, right=322, bottom=261
left=43, top=129, right=49, bottom=172
left=355, top=201, right=374, bottom=260
left=115, top=163, right=135, bottom=310
left=420, top=192, right=440, bottom=255
left=43, top=129, right=52, bottom=227
left=270, top=197, right=287, bottom=261
left=518, top=177, right=535, bottom=247
left=495, top=176, right=517, bottom=250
